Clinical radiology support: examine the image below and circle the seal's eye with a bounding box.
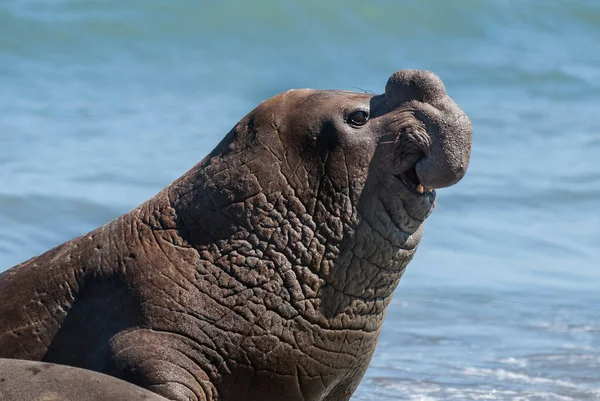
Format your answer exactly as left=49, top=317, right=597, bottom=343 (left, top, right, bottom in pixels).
left=348, top=110, right=369, bottom=126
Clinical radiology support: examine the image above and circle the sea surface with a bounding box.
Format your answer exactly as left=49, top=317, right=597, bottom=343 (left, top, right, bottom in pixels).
left=1, top=1, right=599, bottom=400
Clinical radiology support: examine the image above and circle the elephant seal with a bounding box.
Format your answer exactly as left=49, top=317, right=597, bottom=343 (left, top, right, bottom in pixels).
left=0, top=70, right=471, bottom=401
left=0, top=358, right=169, bottom=400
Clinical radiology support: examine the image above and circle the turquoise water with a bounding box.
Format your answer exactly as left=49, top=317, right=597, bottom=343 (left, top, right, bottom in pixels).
left=1, top=1, right=599, bottom=399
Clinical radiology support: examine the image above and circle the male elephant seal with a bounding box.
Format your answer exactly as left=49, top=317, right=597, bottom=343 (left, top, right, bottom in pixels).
left=0, top=70, right=471, bottom=401
left=0, top=358, right=169, bottom=400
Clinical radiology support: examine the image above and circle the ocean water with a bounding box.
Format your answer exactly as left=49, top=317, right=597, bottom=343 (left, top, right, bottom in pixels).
left=1, top=1, right=599, bottom=400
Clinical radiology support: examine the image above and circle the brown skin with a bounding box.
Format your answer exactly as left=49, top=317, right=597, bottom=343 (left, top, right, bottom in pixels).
left=0, top=70, right=471, bottom=401
left=0, top=359, right=169, bottom=401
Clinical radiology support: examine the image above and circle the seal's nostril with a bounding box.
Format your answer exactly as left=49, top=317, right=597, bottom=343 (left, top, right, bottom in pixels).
left=385, top=70, right=447, bottom=108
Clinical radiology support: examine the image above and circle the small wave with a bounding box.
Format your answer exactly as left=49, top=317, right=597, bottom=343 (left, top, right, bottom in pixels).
left=357, top=375, right=587, bottom=401
left=462, top=366, right=580, bottom=389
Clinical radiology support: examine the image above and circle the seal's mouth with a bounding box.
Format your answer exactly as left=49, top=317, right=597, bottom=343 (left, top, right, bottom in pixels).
left=394, top=166, right=434, bottom=196
left=379, top=132, right=434, bottom=197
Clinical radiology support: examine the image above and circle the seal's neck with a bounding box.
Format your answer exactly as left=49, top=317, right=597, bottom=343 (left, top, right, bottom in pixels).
left=140, top=147, right=422, bottom=330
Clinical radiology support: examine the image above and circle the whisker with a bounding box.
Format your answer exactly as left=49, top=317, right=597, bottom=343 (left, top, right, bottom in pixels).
left=382, top=152, right=399, bottom=163
left=349, top=86, right=375, bottom=94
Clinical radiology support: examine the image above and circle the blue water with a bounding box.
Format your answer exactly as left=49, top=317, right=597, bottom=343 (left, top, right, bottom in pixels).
left=1, top=1, right=599, bottom=399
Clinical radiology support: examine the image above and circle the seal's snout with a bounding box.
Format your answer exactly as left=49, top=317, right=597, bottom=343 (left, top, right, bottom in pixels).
left=385, top=70, right=447, bottom=108
left=385, top=69, right=472, bottom=191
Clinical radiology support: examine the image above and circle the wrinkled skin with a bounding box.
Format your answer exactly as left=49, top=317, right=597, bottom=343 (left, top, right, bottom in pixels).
left=0, top=70, right=471, bottom=401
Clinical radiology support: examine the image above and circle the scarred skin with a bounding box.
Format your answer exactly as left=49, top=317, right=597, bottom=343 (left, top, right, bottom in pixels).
left=0, top=70, right=471, bottom=401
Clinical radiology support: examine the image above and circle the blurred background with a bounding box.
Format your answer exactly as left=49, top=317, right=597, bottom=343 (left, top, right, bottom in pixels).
left=1, top=1, right=599, bottom=399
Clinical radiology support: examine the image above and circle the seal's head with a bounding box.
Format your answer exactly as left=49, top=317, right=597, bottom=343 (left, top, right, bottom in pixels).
left=172, top=69, right=471, bottom=324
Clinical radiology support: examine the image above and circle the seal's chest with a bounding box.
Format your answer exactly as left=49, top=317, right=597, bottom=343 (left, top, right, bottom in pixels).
left=216, top=321, right=375, bottom=401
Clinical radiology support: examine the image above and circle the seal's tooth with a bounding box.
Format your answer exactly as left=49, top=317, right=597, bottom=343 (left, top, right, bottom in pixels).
left=416, top=184, right=424, bottom=194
